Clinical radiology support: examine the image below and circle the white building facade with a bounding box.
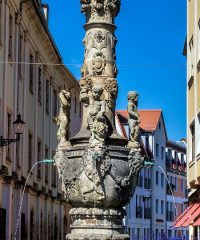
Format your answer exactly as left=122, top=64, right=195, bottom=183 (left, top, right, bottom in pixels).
left=116, top=110, right=188, bottom=240
left=0, top=0, right=81, bottom=239
left=166, top=141, right=188, bottom=239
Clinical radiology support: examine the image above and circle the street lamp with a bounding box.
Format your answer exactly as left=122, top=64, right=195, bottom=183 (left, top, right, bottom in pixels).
left=0, top=113, right=25, bottom=147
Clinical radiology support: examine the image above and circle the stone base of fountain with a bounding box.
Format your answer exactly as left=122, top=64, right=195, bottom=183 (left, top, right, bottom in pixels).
left=66, top=208, right=129, bottom=240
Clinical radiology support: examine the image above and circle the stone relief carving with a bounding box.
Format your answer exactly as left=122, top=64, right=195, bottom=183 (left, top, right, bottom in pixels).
left=87, top=85, right=107, bottom=147
left=92, top=52, right=106, bottom=75
left=94, top=31, right=105, bottom=43
left=104, top=77, right=118, bottom=110
left=127, top=91, right=141, bottom=150
left=57, top=90, right=71, bottom=148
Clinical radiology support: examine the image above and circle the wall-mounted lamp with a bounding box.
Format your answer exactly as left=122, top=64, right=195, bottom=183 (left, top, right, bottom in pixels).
left=0, top=114, right=25, bottom=147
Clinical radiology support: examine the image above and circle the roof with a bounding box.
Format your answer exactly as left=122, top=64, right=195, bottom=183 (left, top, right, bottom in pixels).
left=115, top=111, right=151, bottom=159
left=167, top=140, right=186, bottom=153
left=116, top=110, right=162, bottom=131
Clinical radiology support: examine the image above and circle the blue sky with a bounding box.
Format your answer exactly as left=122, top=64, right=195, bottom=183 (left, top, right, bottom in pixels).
left=43, top=0, right=187, bottom=141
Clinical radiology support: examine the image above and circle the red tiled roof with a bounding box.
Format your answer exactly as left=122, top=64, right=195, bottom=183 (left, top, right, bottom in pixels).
left=115, top=111, right=153, bottom=159
left=116, top=110, right=162, bottom=131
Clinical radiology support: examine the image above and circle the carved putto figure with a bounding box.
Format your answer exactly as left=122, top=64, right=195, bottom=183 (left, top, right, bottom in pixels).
left=87, top=85, right=107, bottom=147
left=127, top=91, right=140, bottom=149
left=57, top=90, right=71, bottom=147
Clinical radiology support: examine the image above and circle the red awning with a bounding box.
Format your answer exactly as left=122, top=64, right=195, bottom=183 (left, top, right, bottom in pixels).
left=173, top=204, right=194, bottom=226
left=193, top=217, right=200, bottom=226
left=182, top=205, right=200, bottom=227
left=174, top=203, right=200, bottom=228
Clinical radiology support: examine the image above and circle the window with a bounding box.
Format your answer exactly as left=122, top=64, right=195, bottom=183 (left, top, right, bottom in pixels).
left=161, top=200, right=164, bottom=215
left=18, top=35, right=23, bottom=77
left=51, top=166, right=57, bottom=187
left=16, top=140, right=20, bottom=168
left=28, top=133, right=33, bottom=171
left=74, top=96, right=77, bottom=114
left=8, top=15, right=13, bottom=59
left=156, top=171, right=159, bottom=185
left=181, top=179, right=184, bottom=192
left=37, top=140, right=42, bottom=179
left=175, top=151, right=177, bottom=163
left=159, top=121, right=161, bottom=129
left=161, top=147, right=164, bottom=160
left=54, top=215, right=58, bottom=239
left=156, top=199, right=159, bottom=214
left=29, top=54, right=34, bottom=93
left=40, top=212, right=43, bottom=239
left=161, top=173, right=164, bottom=187
left=156, top=143, right=159, bottom=157
left=191, top=123, right=195, bottom=161
left=174, top=177, right=177, bottom=191
left=45, top=146, right=49, bottom=184
left=51, top=151, right=56, bottom=187
left=48, top=214, right=51, bottom=239
left=145, top=136, right=149, bottom=151
left=53, top=89, right=57, bottom=117
left=46, top=80, right=49, bottom=114
left=181, top=204, right=184, bottom=214
left=181, top=153, right=184, bottom=165
left=6, top=113, right=12, bottom=161
left=79, top=101, right=82, bottom=118
left=0, top=208, right=6, bottom=240
left=30, top=210, right=34, bottom=240
left=21, top=213, right=26, bottom=240
left=38, top=67, right=42, bottom=104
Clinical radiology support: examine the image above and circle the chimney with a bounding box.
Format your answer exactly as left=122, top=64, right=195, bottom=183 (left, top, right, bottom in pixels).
left=42, top=3, right=49, bottom=24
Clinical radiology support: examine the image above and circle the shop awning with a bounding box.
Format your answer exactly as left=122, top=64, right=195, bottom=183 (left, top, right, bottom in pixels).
left=173, top=204, right=194, bottom=226
left=193, top=217, right=200, bottom=226
left=174, top=203, right=200, bottom=228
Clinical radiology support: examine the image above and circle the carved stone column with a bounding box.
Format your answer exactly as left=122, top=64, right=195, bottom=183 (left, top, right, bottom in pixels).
left=71, top=0, right=121, bottom=143
left=54, top=1, right=144, bottom=239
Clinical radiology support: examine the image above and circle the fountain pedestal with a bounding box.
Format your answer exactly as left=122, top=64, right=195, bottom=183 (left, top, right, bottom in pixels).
left=67, top=208, right=129, bottom=240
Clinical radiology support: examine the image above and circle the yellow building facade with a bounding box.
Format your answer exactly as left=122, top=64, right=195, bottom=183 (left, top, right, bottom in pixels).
left=0, top=0, right=81, bottom=239
left=187, top=0, right=200, bottom=238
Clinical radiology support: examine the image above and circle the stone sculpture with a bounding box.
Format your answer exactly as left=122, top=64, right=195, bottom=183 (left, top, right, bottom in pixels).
left=55, top=1, right=144, bottom=239
left=87, top=85, right=107, bottom=147
left=127, top=91, right=141, bottom=150
left=57, top=90, right=71, bottom=147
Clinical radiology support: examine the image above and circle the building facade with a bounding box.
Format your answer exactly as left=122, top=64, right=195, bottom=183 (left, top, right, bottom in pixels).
left=186, top=0, right=200, bottom=238
left=166, top=140, right=188, bottom=239
left=116, top=110, right=188, bottom=239
left=0, top=0, right=81, bottom=239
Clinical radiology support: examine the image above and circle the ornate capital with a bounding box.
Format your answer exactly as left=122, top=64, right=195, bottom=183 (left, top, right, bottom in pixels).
left=80, top=0, right=121, bottom=24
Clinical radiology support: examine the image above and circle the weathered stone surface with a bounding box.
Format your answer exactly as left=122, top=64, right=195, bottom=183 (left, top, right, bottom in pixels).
left=66, top=207, right=129, bottom=240
left=54, top=1, right=144, bottom=239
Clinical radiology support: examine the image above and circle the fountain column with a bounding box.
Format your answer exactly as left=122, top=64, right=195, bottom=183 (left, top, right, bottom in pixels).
left=54, top=1, right=144, bottom=239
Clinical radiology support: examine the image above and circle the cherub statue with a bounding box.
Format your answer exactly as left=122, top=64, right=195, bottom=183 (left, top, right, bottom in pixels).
left=57, top=90, right=71, bottom=147
left=87, top=85, right=107, bottom=147
left=127, top=91, right=140, bottom=149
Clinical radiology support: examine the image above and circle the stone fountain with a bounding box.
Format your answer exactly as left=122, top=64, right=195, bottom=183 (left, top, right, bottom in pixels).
left=55, top=1, right=144, bottom=239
